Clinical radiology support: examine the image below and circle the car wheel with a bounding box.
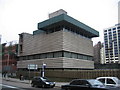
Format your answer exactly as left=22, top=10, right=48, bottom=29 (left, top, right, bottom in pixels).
left=66, top=88, right=70, bottom=90
left=51, top=85, right=55, bottom=88
left=31, top=83, right=34, bottom=87
left=34, top=84, right=38, bottom=88
left=42, top=84, right=45, bottom=88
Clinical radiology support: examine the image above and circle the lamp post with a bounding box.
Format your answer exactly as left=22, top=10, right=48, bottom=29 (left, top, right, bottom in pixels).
left=42, top=63, right=46, bottom=77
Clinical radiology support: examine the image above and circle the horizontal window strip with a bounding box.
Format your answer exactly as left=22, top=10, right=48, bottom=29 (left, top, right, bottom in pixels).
left=19, top=51, right=93, bottom=61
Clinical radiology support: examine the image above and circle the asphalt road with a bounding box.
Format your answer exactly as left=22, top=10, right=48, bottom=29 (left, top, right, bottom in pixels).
left=2, top=78, right=120, bottom=90
left=1, top=79, right=60, bottom=90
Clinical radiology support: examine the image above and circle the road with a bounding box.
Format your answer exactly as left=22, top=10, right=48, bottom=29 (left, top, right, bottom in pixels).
left=1, top=79, right=60, bottom=90
left=1, top=79, right=120, bottom=90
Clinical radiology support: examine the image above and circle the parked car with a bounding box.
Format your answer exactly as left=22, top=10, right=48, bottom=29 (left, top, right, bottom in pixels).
left=61, top=79, right=108, bottom=90
left=31, top=76, right=55, bottom=88
left=96, top=77, right=120, bottom=87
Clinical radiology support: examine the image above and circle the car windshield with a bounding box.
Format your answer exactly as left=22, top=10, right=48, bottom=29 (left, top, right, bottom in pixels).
left=88, top=80, right=104, bottom=86
left=41, top=77, right=50, bottom=82
left=70, top=79, right=89, bottom=85
left=113, top=77, right=119, bottom=81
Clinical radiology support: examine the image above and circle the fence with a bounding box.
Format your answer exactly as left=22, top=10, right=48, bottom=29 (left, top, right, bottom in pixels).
left=45, top=69, right=120, bottom=79
left=17, top=69, right=120, bottom=80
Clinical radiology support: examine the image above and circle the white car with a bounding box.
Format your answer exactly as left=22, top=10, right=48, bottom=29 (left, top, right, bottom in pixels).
left=96, top=77, right=120, bottom=87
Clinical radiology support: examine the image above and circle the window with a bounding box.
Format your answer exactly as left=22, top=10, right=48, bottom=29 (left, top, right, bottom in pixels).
left=113, top=33, right=116, bottom=36
left=118, top=30, right=120, bottom=34
left=54, top=51, right=63, bottom=58
left=104, top=30, right=107, bottom=32
left=118, top=36, right=120, bottom=40
left=115, top=52, right=118, bottom=55
left=114, top=47, right=118, bottom=50
left=87, top=56, right=93, bottom=60
left=71, top=53, right=77, bottom=58
left=41, top=53, right=46, bottom=59
left=19, top=57, right=23, bottom=60
left=115, top=54, right=118, bottom=57
left=46, top=52, right=54, bottom=58
left=63, top=52, right=71, bottom=58
left=105, top=42, right=108, bottom=45
left=104, top=33, right=107, bottom=35
left=104, top=36, right=107, bottom=38
left=29, top=55, right=33, bottom=60
left=19, top=51, right=93, bottom=61
left=109, top=36, right=112, bottom=40
left=98, top=79, right=105, bottom=84
left=20, top=45, right=23, bottom=53
left=19, top=34, right=23, bottom=42
left=23, top=56, right=26, bottom=60
left=105, top=50, right=108, bottom=53
left=78, top=54, right=83, bottom=59
left=117, top=27, right=120, bottom=29
left=108, top=29, right=111, bottom=31
left=107, top=79, right=116, bottom=84
left=113, top=28, right=116, bottom=30
left=108, top=32, right=112, bottom=34
left=83, top=55, right=88, bottom=60
left=34, top=54, right=40, bottom=59
left=113, top=31, right=116, bottom=33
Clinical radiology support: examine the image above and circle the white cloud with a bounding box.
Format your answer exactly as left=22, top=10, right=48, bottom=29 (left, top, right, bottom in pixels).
left=0, top=0, right=119, bottom=44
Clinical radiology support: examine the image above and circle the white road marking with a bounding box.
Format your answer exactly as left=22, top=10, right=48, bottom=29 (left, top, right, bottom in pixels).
left=0, top=84, right=18, bottom=88
left=0, top=84, right=26, bottom=90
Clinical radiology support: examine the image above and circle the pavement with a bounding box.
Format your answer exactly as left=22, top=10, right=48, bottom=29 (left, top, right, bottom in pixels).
left=2, top=77, right=68, bottom=87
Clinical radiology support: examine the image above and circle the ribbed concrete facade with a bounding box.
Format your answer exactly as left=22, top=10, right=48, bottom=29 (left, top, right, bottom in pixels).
left=19, top=31, right=63, bottom=55
left=17, top=10, right=99, bottom=69
left=17, top=57, right=94, bottom=69
left=19, top=31, right=93, bottom=56
left=63, top=31, right=93, bottom=56
left=17, top=31, right=94, bottom=69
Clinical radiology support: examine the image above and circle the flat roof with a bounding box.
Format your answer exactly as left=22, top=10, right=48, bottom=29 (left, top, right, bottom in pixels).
left=38, top=14, right=99, bottom=38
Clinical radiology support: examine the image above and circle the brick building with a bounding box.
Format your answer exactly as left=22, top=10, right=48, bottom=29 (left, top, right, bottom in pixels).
left=2, top=42, right=18, bottom=73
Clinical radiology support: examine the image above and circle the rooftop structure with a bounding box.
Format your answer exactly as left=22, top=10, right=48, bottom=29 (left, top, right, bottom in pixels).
left=35, top=12, right=99, bottom=38
left=49, top=9, right=67, bottom=18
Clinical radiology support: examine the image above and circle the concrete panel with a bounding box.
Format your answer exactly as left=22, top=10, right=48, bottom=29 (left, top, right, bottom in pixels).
left=63, top=31, right=93, bottom=56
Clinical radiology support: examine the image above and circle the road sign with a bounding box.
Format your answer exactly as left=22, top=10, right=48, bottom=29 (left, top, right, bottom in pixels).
left=28, top=64, right=38, bottom=70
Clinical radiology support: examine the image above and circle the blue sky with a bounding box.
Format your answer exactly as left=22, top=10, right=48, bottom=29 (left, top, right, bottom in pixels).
left=0, top=0, right=119, bottom=45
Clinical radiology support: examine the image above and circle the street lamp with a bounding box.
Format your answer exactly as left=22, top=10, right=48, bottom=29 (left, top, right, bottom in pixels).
left=42, top=63, right=46, bottom=77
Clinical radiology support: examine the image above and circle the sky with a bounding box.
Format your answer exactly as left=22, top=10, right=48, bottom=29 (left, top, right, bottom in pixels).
left=0, top=0, right=119, bottom=45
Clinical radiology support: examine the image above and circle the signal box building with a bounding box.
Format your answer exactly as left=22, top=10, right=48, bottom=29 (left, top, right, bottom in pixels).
left=17, top=9, right=99, bottom=70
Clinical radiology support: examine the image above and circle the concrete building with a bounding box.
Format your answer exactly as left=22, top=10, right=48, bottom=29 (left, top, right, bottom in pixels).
left=17, top=10, right=99, bottom=70
left=104, top=24, right=120, bottom=63
left=93, top=41, right=102, bottom=64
